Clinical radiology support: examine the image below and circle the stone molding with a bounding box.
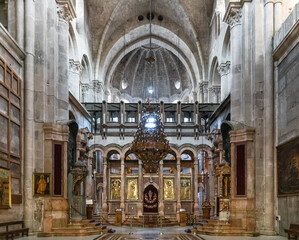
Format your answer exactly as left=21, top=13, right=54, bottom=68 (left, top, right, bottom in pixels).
left=57, top=4, right=73, bottom=24
left=43, top=123, right=69, bottom=142
left=230, top=128, right=255, bottom=143
left=217, top=61, right=231, bottom=76
left=56, top=0, right=76, bottom=19
left=69, top=59, right=83, bottom=74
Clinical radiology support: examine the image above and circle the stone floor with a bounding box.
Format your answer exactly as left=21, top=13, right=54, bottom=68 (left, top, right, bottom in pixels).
left=18, top=226, right=287, bottom=240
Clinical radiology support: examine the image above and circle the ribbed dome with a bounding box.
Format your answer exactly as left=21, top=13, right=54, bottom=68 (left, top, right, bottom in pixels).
left=111, top=44, right=191, bottom=102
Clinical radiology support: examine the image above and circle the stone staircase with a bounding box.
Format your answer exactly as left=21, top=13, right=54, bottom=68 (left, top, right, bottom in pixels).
left=122, top=215, right=179, bottom=227
left=38, top=219, right=114, bottom=237
left=196, top=219, right=258, bottom=236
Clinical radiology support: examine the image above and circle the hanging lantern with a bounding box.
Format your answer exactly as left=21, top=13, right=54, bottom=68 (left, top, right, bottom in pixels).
left=131, top=103, right=170, bottom=173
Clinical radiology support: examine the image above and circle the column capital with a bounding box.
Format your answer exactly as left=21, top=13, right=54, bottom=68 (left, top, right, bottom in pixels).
left=217, top=61, right=231, bottom=76
left=224, top=5, right=242, bottom=28
left=57, top=3, right=73, bottom=24
left=69, top=59, right=83, bottom=74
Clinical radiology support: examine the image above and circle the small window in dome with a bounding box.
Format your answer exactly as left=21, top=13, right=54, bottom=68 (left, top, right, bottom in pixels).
left=175, top=81, right=181, bottom=89
left=121, top=78, right=128, bottom=89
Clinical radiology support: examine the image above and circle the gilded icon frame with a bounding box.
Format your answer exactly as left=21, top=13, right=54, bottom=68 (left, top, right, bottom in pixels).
left=0, top=167, right=11, bottom=209
left=33, top=173, right=51, bottom=196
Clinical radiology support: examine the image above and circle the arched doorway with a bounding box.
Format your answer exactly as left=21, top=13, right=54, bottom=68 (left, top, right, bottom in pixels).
left=143, top=185, right=158, bottom=214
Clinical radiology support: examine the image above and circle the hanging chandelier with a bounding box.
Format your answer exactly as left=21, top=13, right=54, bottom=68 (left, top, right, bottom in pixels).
left=131, top=102, right=170, bottom=173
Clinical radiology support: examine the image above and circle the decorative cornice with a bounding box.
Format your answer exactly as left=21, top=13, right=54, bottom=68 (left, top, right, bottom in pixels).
left=217, top=61, right=231, bottom=76
left=57, top=4, right=73, bottom=23
left=69, top=59, right=83, bottom=74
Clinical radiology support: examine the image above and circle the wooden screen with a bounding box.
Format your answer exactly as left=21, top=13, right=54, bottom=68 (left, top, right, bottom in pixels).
left=236, top=145, right=246, bottom=196
left=0, top=57, right=22, bottom=203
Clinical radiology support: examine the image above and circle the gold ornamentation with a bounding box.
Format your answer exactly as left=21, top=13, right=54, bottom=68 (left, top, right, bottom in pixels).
left=180, top=178, right=191, bottom=200
left=110, top=178, right=121, bottom=200
left=164, top=178, right=174, bottom=200
left=0, top=168, right=11, bottom=208
left=127, top=178, right=138, bottom=200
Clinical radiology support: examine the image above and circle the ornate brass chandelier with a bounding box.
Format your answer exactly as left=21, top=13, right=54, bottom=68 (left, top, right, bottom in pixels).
left=131, top=103, right=170, bottom=173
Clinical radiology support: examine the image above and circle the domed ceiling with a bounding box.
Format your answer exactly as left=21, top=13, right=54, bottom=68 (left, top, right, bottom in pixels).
left=111, top=44, right=191, bottom=102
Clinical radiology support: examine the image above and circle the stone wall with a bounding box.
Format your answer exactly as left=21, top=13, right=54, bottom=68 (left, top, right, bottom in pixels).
left=276, top=40, right=299, bottom=236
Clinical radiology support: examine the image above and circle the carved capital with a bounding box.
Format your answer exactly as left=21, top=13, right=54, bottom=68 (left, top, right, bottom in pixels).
left=69, top=59, right=83, bottom=74
left=227, top=7, right=242, bottom=28
left=217, top=61, right=231, bottom=76
left=81, top=84, right=89, bottom=93
left=57, top=4, right=72, bottom=24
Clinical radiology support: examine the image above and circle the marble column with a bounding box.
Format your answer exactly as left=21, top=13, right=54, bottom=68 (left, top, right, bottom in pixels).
left=120, top=156, right=125, bottom=220
left=217, top=61, right=231, bottom=101
left=263, top=0, right=275, bottom=234
left=56, top=4, right=72, bottom=121
left=176, top=155, right=181, bottom=221
left=158, top=160, right=164, bottom=216
left=194, top=158, right=199, bottom=216
left=225, top=7, right=243, bottom=121
left=102, top=157, right=108, bottom=219
left=24, top=0, right=35, bottom=229
left=137, top=160, right=143, bottom=217
left=69, top=59, right=83, bottom=100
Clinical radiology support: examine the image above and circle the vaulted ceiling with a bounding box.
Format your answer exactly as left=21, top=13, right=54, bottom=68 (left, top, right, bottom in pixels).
left=85, top=0, right=215, bottom=102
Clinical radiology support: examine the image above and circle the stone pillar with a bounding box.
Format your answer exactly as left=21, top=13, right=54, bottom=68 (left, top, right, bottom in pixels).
left=7, top=0, right=16, bottom=38
left=218, top=61, right=231, bottom=101
left=225, top=6, right=243, bottom=121
left=194, top=157, right=199, bottom=216
left=274, top=1, right=282, bottom=32
left=56, top=4, right=72, bottom=121
left=85, top=154, right=93, bottom=200
left=69, top=59, right=83, bottom=100
left=24, top=0, right=35, bottom=229
left=120, top=156, right=125, bottom=220
left=137, top=160, right=143, bottom=217
left=263, top=0, right=275, bottom=234
left=176, top=154, right=181, bottom=221
left=203, top=82, right=208, bottom=103
left=158, top=160, right=164, bottom=216
left=102, top=157, right=108, bottom=219
left=199, top=84, right=204, bottom=103
left=16, top=0, right=24, bottom=48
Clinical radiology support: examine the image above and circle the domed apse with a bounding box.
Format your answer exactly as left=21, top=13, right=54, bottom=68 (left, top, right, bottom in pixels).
left=111, top=44, right=191, bottom=103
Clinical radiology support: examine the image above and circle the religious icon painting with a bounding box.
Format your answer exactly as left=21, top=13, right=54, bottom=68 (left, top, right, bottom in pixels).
left=0, top=167, right=11, bottom=208
left=163, top=178, right=175, bottom=200
left=110, top=178, right=121, bottom=200
left=127, top=178, right=138, bottom=200
left=33, top=173, right=51, bottom=196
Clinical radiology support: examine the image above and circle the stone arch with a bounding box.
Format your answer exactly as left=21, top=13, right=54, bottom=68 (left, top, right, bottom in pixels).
left=69, top=23, right=79, bottom=61
left=98, top=24, right=202, bottom=91
left=196, top=144, right=213, bottom=158
left=208, top=56, right=221, bottom=103
left=103, top=145, right=123, bottom=159
left=143, top=182, right=160, bottom=191
left=179, top=145, right=197, bottom=159
left=220, top=27, right=231, bottom=63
